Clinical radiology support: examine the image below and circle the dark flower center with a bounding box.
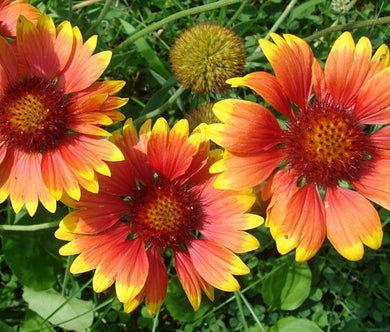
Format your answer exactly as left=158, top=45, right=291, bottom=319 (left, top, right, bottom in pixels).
left=127, top=181, right=203, bottom=250
left=284, top=101, right=374, bottom=187
left=0, top=77, right=70, bottom=153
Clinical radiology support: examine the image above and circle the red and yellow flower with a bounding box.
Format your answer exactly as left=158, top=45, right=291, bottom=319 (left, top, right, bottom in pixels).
left=207, top=32, right=390, bottom=261
left=55, top=117, right=263, bottom=315
left=0, top=0, right=40, bottom=38
left=0, top=14, right=127, bottom=215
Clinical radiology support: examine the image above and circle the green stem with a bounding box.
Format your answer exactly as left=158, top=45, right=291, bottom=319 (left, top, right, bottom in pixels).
left=238, top=291, right=266, bottom=332
left=264, top=0, right=298, bottom=40
left=113, top=0, right=242, bottom=53
left=89, top=296, right=115, bottom=330
left=133, top=85, right=186, bottom=126
left=305, top=15, right=390, bottom=42
left=234, top=292, right=249, bottom=332
left=68, top=0, right=73, bottom=20
left=249, top=0, right=298, bottom=59
left=72, top=0, right=104, bottom=9
left=226, top=0, right=248, bottom=28
left=41, top=278, right=93, bottom=327
left=0, top=221, right=59, bottom=231
left=61, top=256, right=73, bottom=297
left=85, top=0, right=113, bottom=37
left=151, top=311, right=160, bottom=332
left=247, top=15, right=390, bottom=62
left=6, top=199, right=12, bottom=225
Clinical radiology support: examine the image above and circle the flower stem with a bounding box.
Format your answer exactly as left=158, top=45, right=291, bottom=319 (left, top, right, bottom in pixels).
left=85, top=0, right=113, bottom=37
left=152, top=311, right=160, bottom=332
left=226, top=0, right=249, bottom=28
left=6, top=199, right=12, bottom=225
left=133, top=85, right=186, bottom=126
left=234, top=291, right=249, bottom=332
left=71, top=0, right=103, bottom=9
left=264, top=0, right=298, bottom=40
left=238, top=290, right=266, bottom=332
left=0, top=221, right=59, bottom=231
left=305, top=15, right=390, bottom=42
left=61, top=256, right=73, bottom=297
left=113, top=0, right=242, bottom=53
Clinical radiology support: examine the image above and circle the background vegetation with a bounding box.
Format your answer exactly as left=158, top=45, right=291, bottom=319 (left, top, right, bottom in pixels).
left=1, top=0, right=390, bottom=331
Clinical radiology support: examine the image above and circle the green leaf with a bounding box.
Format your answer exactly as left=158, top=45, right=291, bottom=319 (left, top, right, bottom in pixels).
left=20, top=309, right=56, bottom=332
left=0, top=320, right=16, bottom=332
left=23, top=287, right=94, bottom=331
left=269, top=317, right=323, bottom=332
left=119, top=19, right=170, bottom=79
left=165, top=276, right=213, bottom=322
left=1, top=205, right=67, bottom=290
left=289, top=0, right=325, bottom=20
left=262, top=260, right=312, bottom=311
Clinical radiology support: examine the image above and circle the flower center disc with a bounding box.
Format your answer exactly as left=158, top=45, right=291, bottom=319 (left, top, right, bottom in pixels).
left=129, top=182, right=202, bottom=249
left=0, top=78, right=69, bottom=153
left=284, top=102, right=373, bottom=187
left=8, top=93, right=50, bottom=133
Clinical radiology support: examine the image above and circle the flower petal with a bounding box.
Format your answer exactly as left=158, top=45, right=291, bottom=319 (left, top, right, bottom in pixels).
left=41, top=149, right=83, bottom=200
left=274, top=184, right=326, bottom=262
left=324, top=186, right=382, bottom=261
left=174, top=249, right=213, bottom=311
left=199, top=178, right=264, bottom=230
left=208, top=99, right=283, bottom=153
left=352, top=159, right=390, bottom=210
left=6, top=150, right=56, bottom=215
left=58, top=222, right=130, bottom=257
left=60, top=197, right=130, bottom=234
left=353, top=67, right=390, bottom=124
left=200, top=227, right=259, bottom=253
left=59, top=135, right=124, bottom=180
left=17, top=14, right=70, bottom=79
left=0, top=2, right=40, bottom=38
left=60, top=27, right=111, bottom=93
left=210, top=148, right=285, bottom=190
left=115, top=237, right=149, bottom=304
left=121, top=118, right=154, bottom=184
left=144, top=248, right=168, bottom=316
left=265, top=169, right=299, bottom=235
left=227, top=72, right=292, bottom=118
left=325, top=33, right=372, bottom=108
left=93, top=241, right=129, bottom=292
left=0, top=35, right=17, bottom=92
left=312, top=58, right=329, bottom=102
left=147, top=118, right=198, bottom=181
left=188, top=239, right=249, bottom=292
left=368, top=43, right=390, bottom=78
left=259, top=33, right=313, bottom=110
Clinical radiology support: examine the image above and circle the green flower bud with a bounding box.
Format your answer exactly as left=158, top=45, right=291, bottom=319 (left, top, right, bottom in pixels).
left=185, top=102, right=219, bottom=131
left=170, top=23, right=246, bottom=94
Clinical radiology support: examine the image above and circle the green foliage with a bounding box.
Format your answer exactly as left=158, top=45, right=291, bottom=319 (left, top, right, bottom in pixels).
left=165, top=276, right=213, bottom=322
left=1, top=0, right=390, bottom=331
left=1, top=206, right=67, bottom=290
left=23, top=287, right=94, bottom=331
left=268, top=316, right=323, bottom=332
left=262, top=260, right=312, bottom=311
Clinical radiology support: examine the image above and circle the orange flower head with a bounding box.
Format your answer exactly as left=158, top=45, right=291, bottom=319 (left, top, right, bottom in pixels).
left=207, top=32, right=390, bottom=262
left=0, top=14, right=127, bottom=215
left=0, top=0, right=40, bottom=38
left=56, top=118, right=263, bottom=315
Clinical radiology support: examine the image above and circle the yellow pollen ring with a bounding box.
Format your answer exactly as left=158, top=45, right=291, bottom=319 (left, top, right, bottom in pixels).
left=145, top=195, right=186, bottom=232
left=305, top=118, right=352, bottom=165
left=8, top=93, right=51, bottom=134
